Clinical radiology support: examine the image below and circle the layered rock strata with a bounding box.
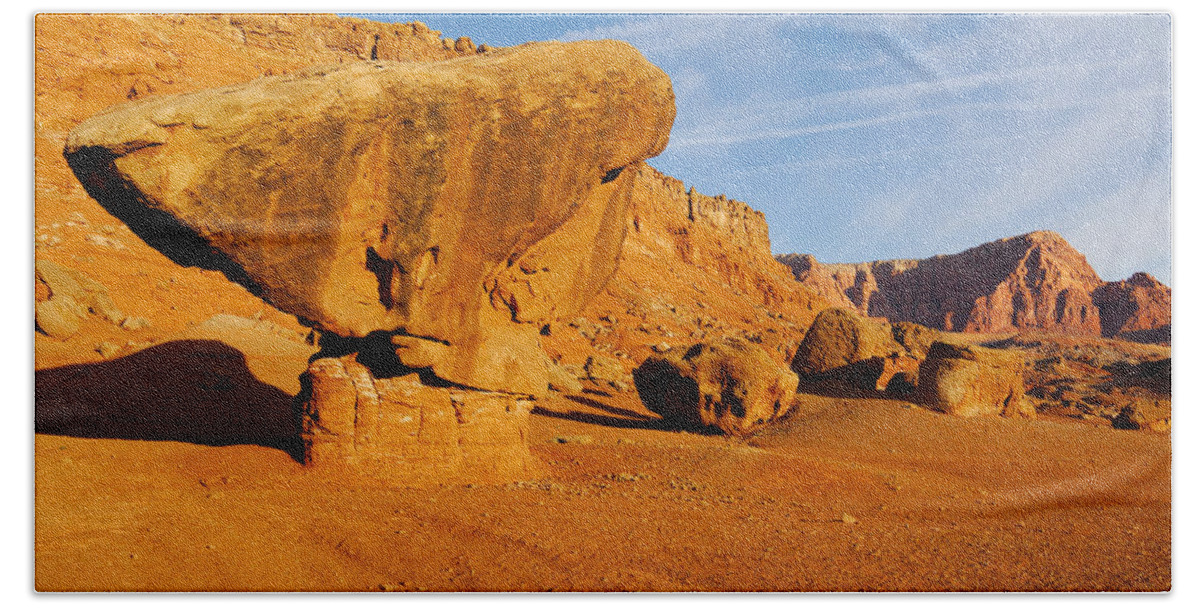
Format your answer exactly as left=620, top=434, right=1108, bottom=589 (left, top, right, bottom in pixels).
left=300, top=355, right=537, bottom=483
left=1091, top=272, right=1172, bottom=341
left=780, top=231, right=1170, bottom=341
left=64, top=40, right=675, bottom=397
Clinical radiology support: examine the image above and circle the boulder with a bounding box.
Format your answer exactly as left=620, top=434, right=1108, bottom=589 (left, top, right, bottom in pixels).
left=300, top=355, right=538, bottom=484
left=65, top=40, right=675, bottom=396
left=914, top=341, right=1029, bottom=418
left=891, top=321, right=940, bottom=359
left=1111, top=398, right=1171, bottom=432
left=791, top=307, right=905, bottom=391
left=884, top=370, right=917, bottom=397
left=35, top=259, right=126, bottom=339
left=633, top=337, right=799, bottom=435
left=793, top=308, right=901, bottom=375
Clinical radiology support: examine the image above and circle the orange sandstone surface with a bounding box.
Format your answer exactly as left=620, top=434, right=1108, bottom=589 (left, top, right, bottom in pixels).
left=34, top=14, right=1169, bottom=592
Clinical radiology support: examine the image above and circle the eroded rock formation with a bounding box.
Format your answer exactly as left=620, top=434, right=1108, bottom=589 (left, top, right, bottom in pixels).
left=64, top=40, right=675, bottom=397
left=1091, top=272, right=1172, bottom=342
left=780, top=231, right=1170, bottom=342
left=633, top=337, right=798, bottom=435
left=301, top=355, right=537, bottom=482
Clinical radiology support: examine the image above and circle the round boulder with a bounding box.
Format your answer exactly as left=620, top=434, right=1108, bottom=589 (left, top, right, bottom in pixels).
left=633, top=337, right=798, bottom=435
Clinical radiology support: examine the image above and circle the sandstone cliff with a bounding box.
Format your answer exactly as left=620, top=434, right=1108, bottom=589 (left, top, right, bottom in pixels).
left=1091, top=272, right=1172, bottom=342
left=779, top=231, right=1169, bottom=342
left=537, top=165, right=831, bottom=381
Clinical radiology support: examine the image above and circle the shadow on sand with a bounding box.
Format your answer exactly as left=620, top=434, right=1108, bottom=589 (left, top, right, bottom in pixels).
left=35, top=339, right=304, bottom=461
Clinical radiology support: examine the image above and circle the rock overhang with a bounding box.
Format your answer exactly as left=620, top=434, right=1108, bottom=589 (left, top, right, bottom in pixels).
left=64, top=39, right=677, bottom=396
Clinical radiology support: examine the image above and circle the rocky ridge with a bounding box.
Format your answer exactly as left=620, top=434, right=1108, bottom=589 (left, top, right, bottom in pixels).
left=779, top=231, right=1170, bottom=342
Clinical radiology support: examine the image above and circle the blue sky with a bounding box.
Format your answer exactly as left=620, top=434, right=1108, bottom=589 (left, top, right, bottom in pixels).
left=354, top=13, right=1172, bottom=283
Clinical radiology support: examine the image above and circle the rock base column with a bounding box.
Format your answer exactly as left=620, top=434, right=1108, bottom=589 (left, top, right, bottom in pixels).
left=300, top=355, right=537, bottom=485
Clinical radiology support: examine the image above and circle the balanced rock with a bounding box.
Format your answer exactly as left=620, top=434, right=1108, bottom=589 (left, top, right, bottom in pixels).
left=65, top=40, right=675, bottom=396
left=633, top=337, right=799, bottom=435
left=914, top=341, right=1032, bottom=418
left=300, top=355, right=538, bottom=484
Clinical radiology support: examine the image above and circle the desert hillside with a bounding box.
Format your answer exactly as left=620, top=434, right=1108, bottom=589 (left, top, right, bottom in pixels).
left=34, top=14, right=1169, bottom=592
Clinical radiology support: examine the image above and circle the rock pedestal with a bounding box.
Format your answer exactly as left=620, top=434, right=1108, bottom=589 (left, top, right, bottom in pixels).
left=300, top=355, right=537, bottom=484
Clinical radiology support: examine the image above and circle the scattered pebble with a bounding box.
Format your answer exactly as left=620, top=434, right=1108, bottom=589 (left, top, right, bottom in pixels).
left=553, top=435, right=594, bottom=445
left=86, top=233, right=126, bottom=250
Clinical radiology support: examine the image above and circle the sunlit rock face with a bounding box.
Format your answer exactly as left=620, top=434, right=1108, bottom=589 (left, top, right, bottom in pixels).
left=65, top=40, right=676, bottom=396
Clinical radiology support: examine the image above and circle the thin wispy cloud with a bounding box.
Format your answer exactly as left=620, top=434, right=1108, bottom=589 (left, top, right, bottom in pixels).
left=361, top=13, right=1171, bottom=283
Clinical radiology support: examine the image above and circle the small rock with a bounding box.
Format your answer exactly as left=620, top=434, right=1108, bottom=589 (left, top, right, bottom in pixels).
left=35, top=295, right=85, bottom=339
left=554, top=435, right=594, bottom=445
left=841, top=513, right=858, bottom=525
left=86, top=233, right=126, bottom=250
left=585, top=354, right=629, bottom=388
left=96, top=342, right=121, bottom=358
left=120, top=316, right=151, bottom=331
left=652, top=342, right=672, bottom=353
left=547, top=360, right=583, bottom=394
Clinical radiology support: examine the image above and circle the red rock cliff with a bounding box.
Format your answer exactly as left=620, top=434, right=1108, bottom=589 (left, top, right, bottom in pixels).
left=780, top=231, right=1167, bottom=340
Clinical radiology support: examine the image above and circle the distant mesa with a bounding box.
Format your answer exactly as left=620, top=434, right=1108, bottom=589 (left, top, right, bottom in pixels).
left=778, top=231, right=1170, bottom=343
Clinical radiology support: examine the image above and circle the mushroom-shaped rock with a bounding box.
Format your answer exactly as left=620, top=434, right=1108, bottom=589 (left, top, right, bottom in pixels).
left=914, top=341, right=1031, bottom=418
left=64, top=40, right=675, bottom=396
left=633, top=337, right=799, bottom=435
